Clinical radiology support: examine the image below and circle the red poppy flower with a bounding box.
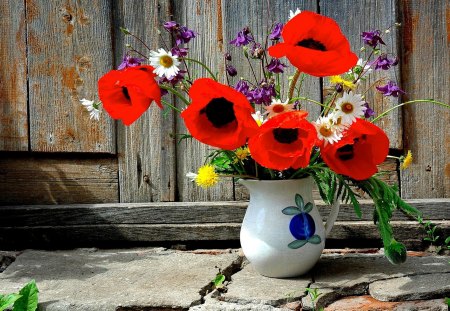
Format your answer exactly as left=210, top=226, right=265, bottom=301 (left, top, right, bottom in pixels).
left=321, top=119, right=389, bottom=180
left=248, top=111, right=317, bottom=170
left=181, top=78, right=258, bottom=150
left=268, top=11, right=358, bottom=77
left=98, top=65, right=161, bottom=126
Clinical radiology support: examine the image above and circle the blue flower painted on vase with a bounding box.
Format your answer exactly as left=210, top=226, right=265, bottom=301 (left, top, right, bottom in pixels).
left=282, top=194, right=322, bottom=249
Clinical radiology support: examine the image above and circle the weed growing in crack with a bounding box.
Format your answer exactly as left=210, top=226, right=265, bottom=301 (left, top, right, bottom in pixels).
left=305, top=287, right=324, bottom=311
left=416, top=216, right=450, bottom=254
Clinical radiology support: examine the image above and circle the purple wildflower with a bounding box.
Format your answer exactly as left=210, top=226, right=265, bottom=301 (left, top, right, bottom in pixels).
left=117, top=54, right=145, bottom=70
left=171, top=46, right=189, bottom=57
left=293, top=100, right=301, bottom=110
left=224, top=52, right=232, bottom=61
left=163, top=21, right=179, bottom=32
left=363, top=102, right=376, bottom=118
left=376, top=81, right=405, bottom=97
left=269, top=22, right=283, bottom=41
left=373, top=54, right=399, bottom=70
left=226, top=64, right=237, bottom=77
left=266, top=58, right=287, bottom=73
left=229, top=27, right=253, bottom=47
left=235, top=79, right=250, bottom=95
left=361, top=30, right=385, bottom=48
left=159, top=70, right=186, bottom=85
left=248, top=83, right=276, bottom=105
left=176, top=26, right=197, bottom=45
left=250, top=42, right=264, bottom=59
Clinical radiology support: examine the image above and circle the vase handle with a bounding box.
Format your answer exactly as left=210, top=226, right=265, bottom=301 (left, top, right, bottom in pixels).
left=324, top=196, right=340, bottom=237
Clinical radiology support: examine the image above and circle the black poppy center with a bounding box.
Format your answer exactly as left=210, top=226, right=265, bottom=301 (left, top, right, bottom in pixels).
left=273, top=128, right=298, bottom=144
left=336, top=144, right=354, bottom=161
left=122, top=86, right=131, bottom=101
left=297, top=38, right=327, bottom=51
left=200, top=97, right=236, bottom=128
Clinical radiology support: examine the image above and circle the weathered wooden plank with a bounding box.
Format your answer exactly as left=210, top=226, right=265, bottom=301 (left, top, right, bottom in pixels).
left=399, top=0, right=450, bottom=199
left=27, top=0, right=115, bottom=152
left=321, top=0, right=403, bottom=149
left=0, top=0, right=28, bottom=151
left=113, top=0, right=176, bottom=202
left=1, top=199, right=448, bottom=226
left=173, top=0, right=235, bottom=201
left=1, top=221, right=447, bottom=250
left=0, top=154, right=118, bottom=205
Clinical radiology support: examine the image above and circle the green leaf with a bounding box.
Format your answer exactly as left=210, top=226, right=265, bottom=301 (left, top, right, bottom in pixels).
left=0, top=294, right=22, bottom=311
left=445, top=297, right=450, bottom=306
left=288, top=240, right=308, bottom=249
left=295, top=194, right=304, bottom=210
left=307, top=235, right=322, bottom=244
left=385, top=240, right=407, bottom=265
left=13, top=280, right=38, bottom=311
left=213, top=274, right=225, bottom=288
left=444, top=236, right=450, bottom=244
left=119, top=27, right=130, bottom=35
left=303, top=202, right=313, bottom=213
left=282, top=206, right=302, bottom=215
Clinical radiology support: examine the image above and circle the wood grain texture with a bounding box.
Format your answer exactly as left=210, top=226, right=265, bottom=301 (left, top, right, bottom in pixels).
left=0, top=154, right=118, bottom=205
left=0, top=0, right=28, bottom=151
left=1, top=221, right=447, bottom=250
left=1, top=199, right=448, bottom=227
left=173, top=0, right=235, bottom=201
left=321, top=0, right=403, bottom=149
left=399, top=0, right=450, bottom=199
left=114, top=0, right=176, bottom=202
left=27, top=0, right=115, bottom=152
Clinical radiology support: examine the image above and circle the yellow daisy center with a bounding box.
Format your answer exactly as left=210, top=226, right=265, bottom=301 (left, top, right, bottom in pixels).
left=159, top=55, right=174, bottom=68
left=319, top=125, right=333, bottom=137
left=342, top=102, right=354, bottom=114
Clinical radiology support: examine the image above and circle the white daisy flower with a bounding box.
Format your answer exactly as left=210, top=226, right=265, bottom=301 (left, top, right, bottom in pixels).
left=80, top=98, right=101, bottom=121
left=313, top=115, right=343, bottom=145
left=251, top=111, right=265, bottom=126
left=149, top=48, right=180, bottom=79
left=289, top=8, right=302, bottom=20
left=264, top=98, right=295, bottom=118
left=333, top=92, right=366, bottom=126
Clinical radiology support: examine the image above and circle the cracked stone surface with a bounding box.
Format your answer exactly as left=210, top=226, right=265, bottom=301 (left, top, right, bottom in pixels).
left=0, top=249, right=448, bottom=310
left=221, top=262, right=311, bottom=306
left=369, top=273, right=450, bottom=301
left=0, top=248, right=241, bottom=311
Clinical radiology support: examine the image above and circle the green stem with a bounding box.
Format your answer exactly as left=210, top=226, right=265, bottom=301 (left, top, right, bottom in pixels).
left=182, top=58, right=218, bottom=81
left=289, top=96, right=330, bottom=109
left=288, top=70, right=301, bottom=100
left=372, top=99, right=450, bottom=123
left=161, top=99, right=182, bottom=113
left=159, top=85, right=190, bottom=106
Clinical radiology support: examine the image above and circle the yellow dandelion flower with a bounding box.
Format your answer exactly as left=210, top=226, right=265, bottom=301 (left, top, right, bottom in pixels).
left=195, top=164, right=219, bottom=188
left=401, top=150, right=413, bottom=170
left=329, top=75, right=355, bottom=89
left=234, top=147, right=250, bottom=163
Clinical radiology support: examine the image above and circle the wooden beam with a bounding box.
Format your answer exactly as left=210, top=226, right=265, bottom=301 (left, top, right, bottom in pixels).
left=0, top=154, right=119, bottom=205
left=1, top=199, right=448, bottom=226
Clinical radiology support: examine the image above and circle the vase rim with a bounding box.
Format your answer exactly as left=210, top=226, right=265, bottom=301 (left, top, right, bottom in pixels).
left=238, top=176, right=313, bottom=183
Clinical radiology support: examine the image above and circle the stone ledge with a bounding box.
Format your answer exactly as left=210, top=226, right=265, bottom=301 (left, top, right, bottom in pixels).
left=0, top=248, right=448, bottom=310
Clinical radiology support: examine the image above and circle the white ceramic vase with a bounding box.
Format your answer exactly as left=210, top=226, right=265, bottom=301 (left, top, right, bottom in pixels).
left=239, top=177, right=340, bottom=278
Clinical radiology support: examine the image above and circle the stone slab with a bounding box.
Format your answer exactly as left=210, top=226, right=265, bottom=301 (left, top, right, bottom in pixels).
left=313, top=253, right=450, bottom=289
left=0, top=248, right=242, bottom=311
left=325, top=296, right=448, bottom=311
left=222, top=263, right=311, bottom=306
left=369, top=273, right=450, bottom=301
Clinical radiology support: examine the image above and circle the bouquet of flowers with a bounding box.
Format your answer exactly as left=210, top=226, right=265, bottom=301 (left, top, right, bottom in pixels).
left=82, top=10, right=448, bottom=264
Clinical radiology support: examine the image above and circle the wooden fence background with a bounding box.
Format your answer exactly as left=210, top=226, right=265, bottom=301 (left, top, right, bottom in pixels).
left=0, top=0, right=448, bottom=248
